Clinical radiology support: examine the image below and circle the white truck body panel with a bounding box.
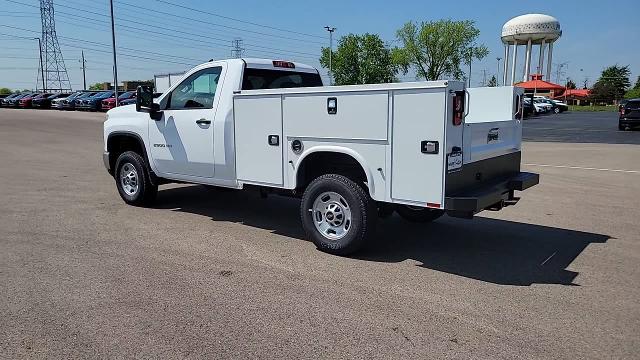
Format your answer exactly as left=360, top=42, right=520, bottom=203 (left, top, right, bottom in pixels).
left=234, top=80, right=465, bottom=207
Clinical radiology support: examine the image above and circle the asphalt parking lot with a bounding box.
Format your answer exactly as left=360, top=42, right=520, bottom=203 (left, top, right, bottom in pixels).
left=1, top=108, right=638, bottom=359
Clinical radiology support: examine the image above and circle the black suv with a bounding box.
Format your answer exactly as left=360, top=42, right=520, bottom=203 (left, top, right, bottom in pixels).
left=619, top=99, right=640, bottom=130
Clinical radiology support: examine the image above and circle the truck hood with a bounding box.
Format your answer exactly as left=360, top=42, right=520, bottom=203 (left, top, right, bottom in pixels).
left=106, top=103, right=136, bottom=118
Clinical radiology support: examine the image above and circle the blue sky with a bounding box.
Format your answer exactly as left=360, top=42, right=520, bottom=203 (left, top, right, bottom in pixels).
left=1, top=0, right=639, bottom=90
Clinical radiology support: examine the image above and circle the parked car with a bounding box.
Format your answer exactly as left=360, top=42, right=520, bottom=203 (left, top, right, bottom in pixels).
left=118, top=97, right=137, bottom=106
left=1, top=93, right=22, bottom=107
left=523, top=99, right=535, bottom=117
left=5, top=93, right=32, bottom=107
left=63, top=91, right=96, bottom=110
left=619, top=98, right=640, bottom=131
left=103, top=58, right=538, bottom=256
left=19, top=93, right=48, bottom=108
left=525, top=99, right=546, bottom=114
left=550, top=99, right=569, bottom=113
left=33, top=93, right=70, bottom=109
left=533, top=98, right=552, bottom=113
left=77, top=91, right=114, bottom=111
left=101, top=91, right=135, bottom=111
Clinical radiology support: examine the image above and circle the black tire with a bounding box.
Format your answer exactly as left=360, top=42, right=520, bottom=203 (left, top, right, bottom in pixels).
left=300, top=174, right=376, bottom=255
left=114, top=151, right=157, bottom=206
left=619, top=124, right=625, bottom=131
left=396, top=205, right=445, bottom=223
left=553, top=107, right=560, bottom=114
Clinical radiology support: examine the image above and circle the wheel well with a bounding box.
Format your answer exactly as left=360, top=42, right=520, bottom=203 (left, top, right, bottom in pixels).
left=296, top=152, right=368, bottom=191
left=107, top=133, right=146, bottom=172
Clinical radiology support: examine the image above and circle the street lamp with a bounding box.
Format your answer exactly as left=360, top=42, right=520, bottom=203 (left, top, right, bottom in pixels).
left=109, top=0, right=119, bottom=105
left=496, top=57, right=502, bottom=86
left=324, top=26, right=336, bottom=86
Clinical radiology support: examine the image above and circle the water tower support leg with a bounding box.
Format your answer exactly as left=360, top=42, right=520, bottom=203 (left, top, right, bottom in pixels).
left=524, top=39, right=532, bottom=82
left=546, top=42, right=554, bottom=81
left=503, top=44, right=510, bottom=86
left=510, top=44, right=518, bottom=85
left=538, top=39, right=546, bottom=76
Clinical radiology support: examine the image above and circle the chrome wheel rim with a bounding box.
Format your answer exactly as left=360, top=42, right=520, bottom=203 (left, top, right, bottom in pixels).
left=119, top=162, right=139, bottom=196
left=312, top=191, right=352, bottom=240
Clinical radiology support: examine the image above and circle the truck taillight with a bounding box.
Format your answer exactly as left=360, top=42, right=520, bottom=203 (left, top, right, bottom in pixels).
left=453, top=91, right=465, bottom=126
left=273, top=60, right=295, bottom=69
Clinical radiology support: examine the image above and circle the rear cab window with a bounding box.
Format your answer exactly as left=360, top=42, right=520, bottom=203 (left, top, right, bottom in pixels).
left=242, top=68, right=322, bottom=90
left=626, top=101, right=640, bottom=110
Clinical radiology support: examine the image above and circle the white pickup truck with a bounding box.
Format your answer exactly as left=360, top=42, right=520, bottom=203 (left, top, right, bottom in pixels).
left=103, top=58, right=538, bottom=255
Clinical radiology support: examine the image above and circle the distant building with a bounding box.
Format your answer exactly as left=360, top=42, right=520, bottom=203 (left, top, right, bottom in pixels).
left=96, top=80, right=154, bottom=92
left=515, top=74, right=565, bottom=98
left=515, top=74, right=591, bottom=105
left=554, top=89, right=591, bottom=105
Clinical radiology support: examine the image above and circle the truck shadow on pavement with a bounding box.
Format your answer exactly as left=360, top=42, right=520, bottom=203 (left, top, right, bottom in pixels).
left=156, top=185, right=609, bottom=287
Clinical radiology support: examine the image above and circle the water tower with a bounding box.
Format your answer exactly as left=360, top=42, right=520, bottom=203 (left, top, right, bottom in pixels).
left=501, top=14, right=562, bottom=85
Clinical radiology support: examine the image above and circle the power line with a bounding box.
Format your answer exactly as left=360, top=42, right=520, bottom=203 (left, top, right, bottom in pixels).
left=5, top=0, right=321, bottom=61
left=152, top=0, right=324, bottom=39
left=113, top=0, right=325, bottom=46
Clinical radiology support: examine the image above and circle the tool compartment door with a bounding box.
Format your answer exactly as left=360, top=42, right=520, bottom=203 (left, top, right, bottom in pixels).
left=391, top=89, right=447, bottom=206
left=234, top=94, right=284, bottom=186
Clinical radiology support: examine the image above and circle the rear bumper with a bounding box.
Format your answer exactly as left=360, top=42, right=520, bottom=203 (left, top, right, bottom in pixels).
left=445, top=172, right=539, bottom=218
left=619, top=118, right=640, bottom=127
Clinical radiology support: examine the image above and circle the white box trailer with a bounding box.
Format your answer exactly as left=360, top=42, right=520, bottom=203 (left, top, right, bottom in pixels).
left=153, top=72, right=185, bottom=93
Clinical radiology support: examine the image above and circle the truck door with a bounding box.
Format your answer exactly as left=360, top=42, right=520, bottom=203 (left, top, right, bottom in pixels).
left=148, top=66, right=224, bottom=178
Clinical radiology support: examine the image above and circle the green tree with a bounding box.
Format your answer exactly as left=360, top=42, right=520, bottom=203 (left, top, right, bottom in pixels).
left=589, top=81, right=617, bottom=104
left=591, top=65, right=631, bottom=102
left=487, top=75, right=497, bottom=87
left=0, top=87, right=12, bottom=95
left=320, top=33, right=399, bottom=85
left=565, top=79, right=577, bottom=89
left=624, top=76, right=640, bottom=99
left=393, top=19, right=488, bottom=81
left=89, top=82, right=105, bottom=91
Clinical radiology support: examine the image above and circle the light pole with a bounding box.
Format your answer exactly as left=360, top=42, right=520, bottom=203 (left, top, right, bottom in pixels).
left=33, top=37, right=45, bottom=92
left=324, top=26, right=336, bottom=85
left=109, top=0, right=119, bottom=105
left=79, top=50, right=87, bottom=90
left=496, top=57, right=502, bottom=86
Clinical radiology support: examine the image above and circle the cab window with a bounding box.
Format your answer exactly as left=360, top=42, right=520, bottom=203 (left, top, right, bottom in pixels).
left=168, top=67, right=222, bottom=110
left=242, top=68, right=322, bottom=90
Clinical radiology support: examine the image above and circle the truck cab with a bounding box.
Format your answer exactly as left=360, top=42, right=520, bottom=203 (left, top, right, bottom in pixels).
left=104, top=58, right=538, bottom=255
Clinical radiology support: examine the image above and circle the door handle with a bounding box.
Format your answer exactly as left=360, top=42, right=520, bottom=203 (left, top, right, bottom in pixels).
left=196, top=119, right=211, bottom=125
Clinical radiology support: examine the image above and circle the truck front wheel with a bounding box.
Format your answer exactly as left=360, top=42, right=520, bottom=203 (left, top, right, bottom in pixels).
left=396, top=205, right=445, bottom=223
left=300, top=174, right=376, bottom=255
left=114, top=151, right=157, bottom=206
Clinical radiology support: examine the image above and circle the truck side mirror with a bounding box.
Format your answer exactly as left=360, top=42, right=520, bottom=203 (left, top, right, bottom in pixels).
left=136, top=86, right=159, bottom=113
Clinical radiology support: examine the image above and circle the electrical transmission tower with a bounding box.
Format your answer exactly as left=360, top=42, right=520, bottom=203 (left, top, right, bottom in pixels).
left=39, top=0, right=72, bottom=92
left=231, top=38, right=244, bottom=58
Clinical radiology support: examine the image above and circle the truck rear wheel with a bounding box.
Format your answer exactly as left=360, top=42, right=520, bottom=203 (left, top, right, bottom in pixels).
left=300, top=174, right=375, bottom=255
left=396, top=205, right=445, bottom=223
left=114, top=151, right=157, bottom=206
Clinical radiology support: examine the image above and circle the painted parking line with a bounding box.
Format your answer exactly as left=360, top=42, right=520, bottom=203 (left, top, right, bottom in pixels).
left=524, top=163, right=639, bottom=174
left=525, top=127, right=617, bottom=133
